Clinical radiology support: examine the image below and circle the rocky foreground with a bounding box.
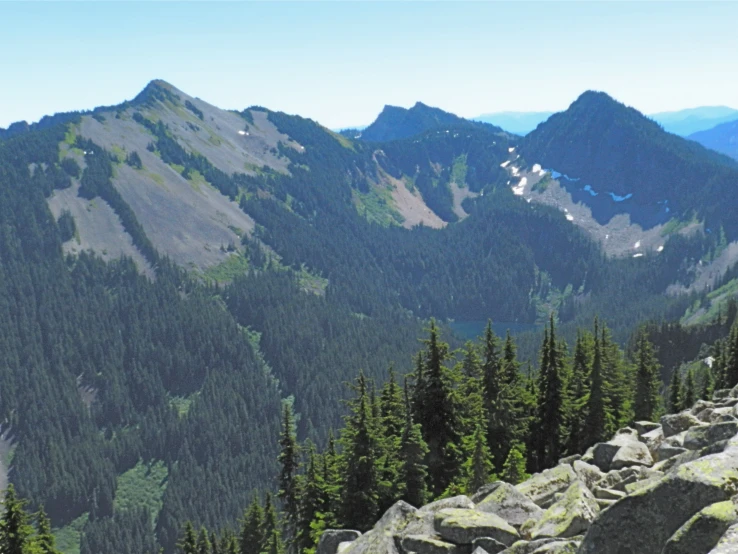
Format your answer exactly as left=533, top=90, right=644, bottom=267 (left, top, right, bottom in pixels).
left=317, top=386, right=738, bottom=554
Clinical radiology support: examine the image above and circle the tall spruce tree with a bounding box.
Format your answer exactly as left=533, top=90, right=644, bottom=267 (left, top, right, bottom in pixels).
left=0, top=485, right=33, bottom=554
left=633, top=332, right=661, bottom=422
left=501, top=442, right=530, bottom=485
left=460, top=425, right=494, bottom=495
left=240, top=496, right=264, bottom=554
left=683, top=367, right=696, bottom=410
left=398, top=383, right=429, bottom=508
left=415, top=320, right=459, bottom=496
left=277, top=403, right=300, bottom=546
left=36, top=507, right=61, bottom=554
left=583, top=318, right=609, bottom=449
left=340, top=372, right=380, bottom=531
left=725, top=325, right=738, bottom=389
left=669, top=369, right=683, bottom=414
left=567, top=331, right=592, bottom=453
left=179, top=522, right=198, bottom=554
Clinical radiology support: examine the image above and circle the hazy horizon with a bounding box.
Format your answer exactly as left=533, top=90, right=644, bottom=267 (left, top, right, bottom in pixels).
left=2, top=1, right=738, bottom=129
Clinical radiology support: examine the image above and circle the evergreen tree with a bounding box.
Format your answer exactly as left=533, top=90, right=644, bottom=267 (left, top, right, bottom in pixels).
left=295, top=445, right=323, bottom=554
left=35, top=508, right=61, bottom=554
left=583, top=319, right=609, bottom=449
left=197, top=527, right=211, bottom=554
left=179, top=522, right=198, bottom=554
left=500, top=442, right=530, bottom=485
left=263, top=529, right=284, bottom=554
left=669, top=369, right=683, bottom=414
left=340, top=372, right=380, bottom=531
left=0, top=485, right=33, bottom=554
left=633, top=332, right=662, bottom=422
left=261, top=494, right=278, bottom=554
left=380, top=367, right=405, bottom=441
left=702, top=366, right=715, bottom=400
left=398, top=381, right=429, bottom=508
left=277, top=403, right=300, bottom=544
left=459, top=425, right=494, bottom=495
left=725, top=325, right=738, bottom=389
left=415, top=320, right=459, bottom=496
left=683, top=367, right=696, bottom=410
left=240, top=496, right=264, bottom=554
left=567, top=331, right=592, bottom=453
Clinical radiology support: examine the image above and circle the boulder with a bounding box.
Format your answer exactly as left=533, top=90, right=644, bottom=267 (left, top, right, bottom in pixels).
left=434, top=509, right=519, bottom=547
left=713, top=389, right=731, bottom=402
left=341, top=501, right=416, bottom=554
left=640, top=426, right=664, bottom=457
left=396, top=496, right=477, bottom=546
left=578, top=447, right=738, bottom=554
left=557, top=454, right=580, bottom=466
left=317, top=530, right=362, bottom=554
left=421, top=496, right=477, bottom=513
left=664, top=430, right=688, bottom=448
left=662, top=500, right=738, bottom=554
left=472, top=537, right=506, bottom=553
left=592, top=429, right=653, bottom=471
left=661, top=412, right=703, bottom=438
left=730, top=384, right=738, bottom=398
left=571, top=460, right=603, bottom=491
left=708, top=522, right=738, bottom=552
left=476, top=482, right=544, bottom=527
left=529, top=480, right=599, bottom=540
left=472, top=482, right=505, bottom=504
left=337, top=543, right=352, bottom=553
left=400, top=534, right=463, bottom=554
left=653, top=449, right=701, bottom=473
left=592, top=487, right=625, bottom=501
left=683, top=421, right=738, bottom=450
left=516, top=464, right=576, bottom=508
left=634, top=421, right=660, bottom=435
left=498, top=539, right=560, bottom=554
left=595, top=498, right=616, bottom=511
left=529, top=540, right=579, bottom=553
left=658, top=445, right=688, bottom=462
left=472, top=548, right=490, bottom=554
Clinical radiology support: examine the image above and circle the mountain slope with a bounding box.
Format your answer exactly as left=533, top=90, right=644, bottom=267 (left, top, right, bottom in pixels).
left=521, top=91, right=738, bottom=238
left=690, top=118, right=738, bottom=161
left=650, top=105, right=738, bottom=136
left=360, top=101, right=503, bottom=142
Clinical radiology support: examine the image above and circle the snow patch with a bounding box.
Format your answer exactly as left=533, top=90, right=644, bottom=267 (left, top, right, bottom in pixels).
left=657, top=245, right=664, bottom=252
left=508, top=147, right=515, bottom=153
left=512, top=177, right=527, bottom=196
left=566, top=213, right=574, bottom=221
left=633, top=253, right=644, bottom=258
left=532, top=163, right=542, bottom=173
left=634, top=241, right=641, bottom=249
left=238, top=130, right=246, bottom=136
left=500, top=160, right=510, bottom=168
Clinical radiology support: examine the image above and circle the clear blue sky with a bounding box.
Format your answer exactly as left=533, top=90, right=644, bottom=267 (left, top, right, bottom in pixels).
left=2, top=1, right=737, bottom=129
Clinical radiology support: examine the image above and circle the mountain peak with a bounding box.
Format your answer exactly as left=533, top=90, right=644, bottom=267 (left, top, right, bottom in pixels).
left=132, top=79, right=185, bottom=107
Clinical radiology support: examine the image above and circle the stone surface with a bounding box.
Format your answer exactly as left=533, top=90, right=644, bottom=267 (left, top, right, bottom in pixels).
left=578, top=447, right=738, bottom=554
left=634, top=421, right=660, bottom=435
left=658, top=445, right=688, bottom=462
left=498, top=539, right=560, bottom=554
left=401, top=534, right=462, bottom=554
left=476, top=482, right=544, bottom=527
left=435, top=509, right=519, bottom=546
left=592, top=429, right=653, bottom=471
left=661, top=412, right=703, bottom=438
left=472, top=482, right=504, bottom=504
left=317, top=530, right=362, bottom=554
left=683, top=422, right=738, bottom=450
left=342, top=501, right=416, bottom=554
left=571, top=460, right=603, bottom=492
left=640, top=426, right=665, bottom=457
left=662, top=500, right=738, bottom=554
left=516, top=465, right=576, bottom=508
left=593, top=487, right=625, bottom=500
left=472, top=536, right=506, bottom=554
left=529, top=480, right=599, bottom=540
left=708, top=522, right=738, bottom=552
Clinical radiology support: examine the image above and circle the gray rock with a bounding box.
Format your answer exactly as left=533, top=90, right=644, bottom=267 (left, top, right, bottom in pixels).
left=516, top=465, right=577, bottom=508
left=472, top=548, right=490, bottom=554
left=634, top=421, right=660, bottom=435
left=571, top=460, right=603, bottom=492
left=498, top=539, right=560, bottom=554
left=684, top=422, right=738, bottom=450
left=529, top=480, right=599, bottom=540
left=336, top=543, right=353, bottom=553
left=662, top=500, right=738, bottom=554
left=557, top=454, right=580, bottom=466
left=730, top=384, right=738, bottom=398
left=529, top=540, right=579, bottom=554
left=595, top=498, right=616, bottom=511
left=342, top=501, right=416, bottom=554
left=578, top=447, right=738, bottom=554
left=472, top=537, right=506, bottom=553
left=421, top=496, right=476, bottom=514
left=434, top=508, right=519, bottom=546
left=317, top=530, right=362, bottom=554
left=692, top=399, right=716, bottom=415
left=653, top=449, right=701, bottom=473
left=592, top=487, right=625, bottom=501
left=664, top=430, right=688, bottom=448
left=661, top=412, right=704, bottom=438
left=708, top=522, right=738, bottom=552
left=640, top=426, right=665, bottom=458
left=658, top=444, right=688, bottom=462
left=476, top=482, right=544, bottom=527
left=472, top=482, right=505, bottom=504
left=401, top=534, right=465, bottom=554
left=592, top=429, right=653, bottom=471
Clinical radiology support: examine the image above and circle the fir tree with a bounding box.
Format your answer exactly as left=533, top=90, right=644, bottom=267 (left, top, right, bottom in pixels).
left=669, top=369, right=683, bottom=414
left=179, top=522, right=198, bottom=554
left=380, top=367, right=405, bottom=441
left=398, top=386, right=429, bottom=508
left=583, top=319, right=608, bottom=449
left=633, top=332, right=662, bottom=422
left=683, top=367, right=696, bottom=410
left=261, top=494, right=278, bottom=554
left=567, top=331, right=592, bottom=453
left=0, top=485, right=34, bottom=554
left=277, top=403, right=300, bottom=543
left=340, top=372, right=380, bottom=531
left=196, top=527, right=211, bottom=554
left=35, top=507, right=61, bottom=554
left=295, top=445, right=323, bottom=554
left=240, top=496, right=264, bottom=554
left=501, top=442, right=530, bottom=485
left=725, top=325, right=738, bottom=389
left=460, top=425, right=494, bottom=495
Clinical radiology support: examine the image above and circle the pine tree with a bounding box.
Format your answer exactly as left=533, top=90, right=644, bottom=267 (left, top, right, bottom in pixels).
left=702, top=366, right=715, bottom=400
left=633, top=332, right=662, bottom=422
left=724, top=325, right=738, bottom=389
left=416, top=320, right=459, bottom=496
left=35, top=507, right=61, bottom=554
left=380, top=366, right=405, bottom=441
left=179, top=522, right=198, bottom=554
left=583, top=318, right=609, bottom=449
left=196, top=527, right=211, bottom=554
left=240, top=496, right=264, bottom=554
left=295, top=445, right=324, bottom=554
left=261, top=494, right=278, bottom=554
left=277, top=403, right=300, bottom=544
left=567, top=331, right=592, bottom=453
left=340, top=372, right=380, bottom=531
left=0, top=485, right=33, bottom=554
left=683, top=367, right=696, bottom=410
left=398, top=385, right=429, bottom=508
left=669, top=369, right=683, bottom=414
left=460, top=425, right=494, bottom=495
left=501, top=442, right=530, bottom=485
left=263, top=529, right=284, bottom=554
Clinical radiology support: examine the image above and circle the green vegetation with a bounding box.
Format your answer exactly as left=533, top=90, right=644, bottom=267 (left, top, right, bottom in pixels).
left=203, top=253, right=250, bottom=283
left=114, top=460, right=168, bottom=526
left=352, top=186, right=404, bottom=227
left=532, top=174, right=552, bottom=193
left=450, top=154, right=468, bottom=185
left=54, top=514, right=89, bottom=554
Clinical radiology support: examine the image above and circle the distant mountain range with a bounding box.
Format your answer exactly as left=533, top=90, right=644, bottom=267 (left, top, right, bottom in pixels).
left=689, top=119, right=738, bottom=161
left=649, top=106, right=738, bottom=136
left=472, top=111, right=554, bottom=135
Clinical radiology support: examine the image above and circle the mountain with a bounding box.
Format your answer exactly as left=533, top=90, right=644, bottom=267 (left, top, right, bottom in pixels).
left=472, top=111, right=554, bottom=135
left=690, top=118, right=738, bottom=161
left=360, top=101, right=502, bottom=142
left=521, top=91, right=738, bottom=238
left=650, top=106, right=738, bottom=136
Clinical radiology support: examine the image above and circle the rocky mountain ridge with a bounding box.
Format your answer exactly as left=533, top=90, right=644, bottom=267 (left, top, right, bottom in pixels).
left=318, top=385, right=738, bottom=554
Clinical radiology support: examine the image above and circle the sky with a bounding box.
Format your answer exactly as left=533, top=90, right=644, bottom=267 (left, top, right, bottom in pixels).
left=1, top=1, right=738, bottom=129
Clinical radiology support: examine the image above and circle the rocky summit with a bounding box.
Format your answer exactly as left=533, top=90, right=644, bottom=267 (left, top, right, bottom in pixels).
left=317, top=384, right=738, bottom=554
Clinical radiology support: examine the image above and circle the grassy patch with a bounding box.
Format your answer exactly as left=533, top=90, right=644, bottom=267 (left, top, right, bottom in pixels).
left=328, top=129, right=355, bottom=151
left=185, top=168, right=209, bottom=193
left=169, top=394, right=198, bottom=418
left=297, top=266, right=329, bottom=295
left=661, top=214, right=698, bottom=237
left=53, top=513, right=88, bottom=554
left=353, top=187, right=404, bottom=227
left=683, top=278, right=738, bottom=326
left=203, top=253, right=250, bottom=283
left=532, top=175, right=552, bottom=193
left=114, top=460, right=168, bottom=527
left=110, top=145, right=127, bottom=163
left=450, top=154, right=468, bottom=186
left=145, top=171, right=166, bottom=189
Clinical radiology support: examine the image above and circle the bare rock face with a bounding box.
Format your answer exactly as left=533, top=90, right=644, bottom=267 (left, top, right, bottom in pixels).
left=516, top=465, right=577, bottom=508
left=529, top=480, right=599, bottom=540
left=434, top=508, right=520, bottom=547
left=661, top=412, right=704, bottom=438
left=662, top=500, right=738, bottom=554
left=592, top=428, right=653, bottom=471
left=476, top=483, right=544, bottom=527
left=317, top=530, right=362, bottom=554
